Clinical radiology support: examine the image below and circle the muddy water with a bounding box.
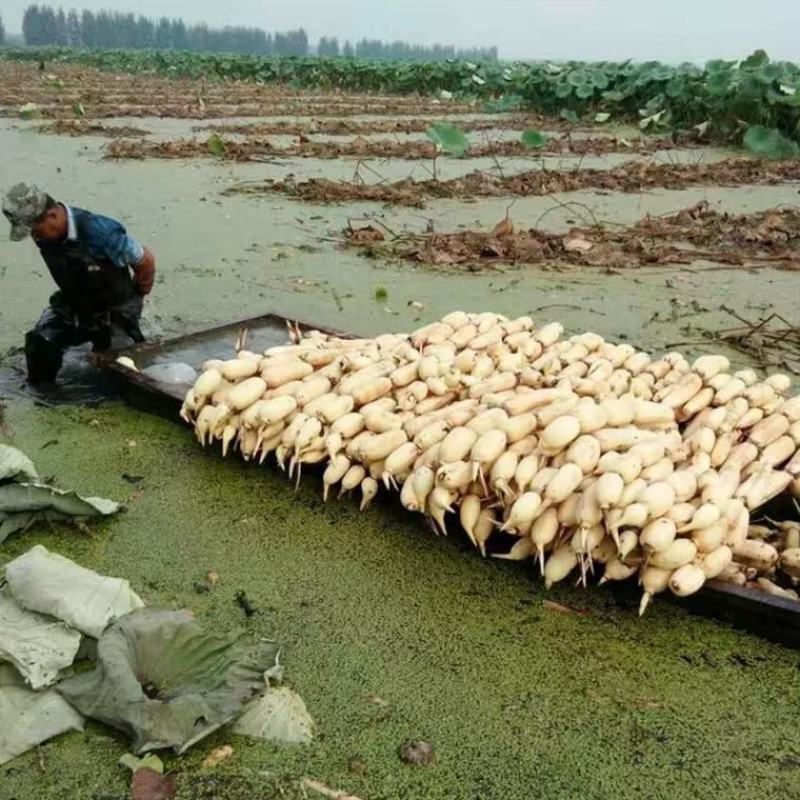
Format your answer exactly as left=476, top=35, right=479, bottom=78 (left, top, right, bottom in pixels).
left=243, top=147, right=732, bottom=182
left=0, top=345, right=118, bottom=406
left=1, top=120, right=796, bottom=365
left=29, top=121, right=732, bottom=182
left=2, top=117, right=800, bottom=800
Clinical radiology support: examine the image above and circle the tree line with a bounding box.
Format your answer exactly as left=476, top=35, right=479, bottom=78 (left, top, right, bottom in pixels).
left=318, top=37, right=497, bottom=61
left=19, top=5, right=496, bottom=61
left=21, top=6, right=308, bottom=54
left=0, top=14, right=5, bottom=46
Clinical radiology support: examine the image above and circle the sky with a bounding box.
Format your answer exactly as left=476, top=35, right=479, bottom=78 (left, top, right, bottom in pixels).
left=3, top=0, right=800, bottom=63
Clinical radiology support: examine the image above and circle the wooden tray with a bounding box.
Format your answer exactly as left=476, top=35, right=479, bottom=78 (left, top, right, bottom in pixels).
left=92, top=311, right=800, bottom=648
left=90, top=312, right=348, bottom=419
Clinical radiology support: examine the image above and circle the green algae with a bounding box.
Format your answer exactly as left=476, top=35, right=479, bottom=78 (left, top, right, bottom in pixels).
left=2, top=398, right=800, bottom=800
left=2, top=117, right=800, bottom=799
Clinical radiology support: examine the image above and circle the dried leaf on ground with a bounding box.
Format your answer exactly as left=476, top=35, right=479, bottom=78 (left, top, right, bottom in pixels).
left=543, top=599, right=590, bottom=617
left=237, top=158, right=800, bottom=207
left=193, top=113, right=572, bottom=137
left=563, top=236, right=594, bottom=253
left=302, top=778, right=364, bottom=800
left=201, top=744, right=234, bottom=768
left=399, top=739, right=435, bottom=766
left=131, top=768, right=176, bottom=800
left=105, top=131, right=688, bottom=163
left=233, top=686, right=314, bottom=745
left=492, top=217, right=515, bottom=238
left=39, top=120, right=150, bottom=137
left=347, top=225, right=384, bottom=243
left=346, top=204, right=800, bottom=272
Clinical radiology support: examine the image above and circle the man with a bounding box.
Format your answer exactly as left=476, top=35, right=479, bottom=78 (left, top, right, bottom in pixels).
left=2, top=183, right=156, bottom=384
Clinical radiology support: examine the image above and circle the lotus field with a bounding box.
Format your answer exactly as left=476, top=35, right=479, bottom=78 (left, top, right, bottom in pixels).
left=2, top=46, right=800, bottom=800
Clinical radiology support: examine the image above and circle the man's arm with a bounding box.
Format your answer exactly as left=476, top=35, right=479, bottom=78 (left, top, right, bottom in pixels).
left=85, top=215, right=156, bottom=296
left=132, top=247, right=156, bottom=296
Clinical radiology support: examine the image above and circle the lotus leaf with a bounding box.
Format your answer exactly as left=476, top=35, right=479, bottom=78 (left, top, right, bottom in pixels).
left=0, top=664, right=84, bottom=766
left=4, top=545, right=143, bottom=638
left=57, top=608, right=280, bottom=754
left=0, top=588, right=82, bottom=689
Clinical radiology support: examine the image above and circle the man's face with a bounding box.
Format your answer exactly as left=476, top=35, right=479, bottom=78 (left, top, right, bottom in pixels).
left=30, top=208, right=64, bottom=243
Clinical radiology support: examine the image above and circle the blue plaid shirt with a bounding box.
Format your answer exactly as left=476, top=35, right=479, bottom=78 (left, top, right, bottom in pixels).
left=66, top=205, right=144, bottom=270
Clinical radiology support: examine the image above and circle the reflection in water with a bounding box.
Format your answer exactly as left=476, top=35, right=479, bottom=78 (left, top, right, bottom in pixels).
left=125, top=320, right=293, bottom=373
left=0, top=344, right=116, bottom=406
left=0, top=319, right=296, bottom=409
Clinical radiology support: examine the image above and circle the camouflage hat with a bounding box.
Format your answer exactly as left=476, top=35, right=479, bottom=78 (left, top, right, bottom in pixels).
left=2, top=183, right=49, bottom=241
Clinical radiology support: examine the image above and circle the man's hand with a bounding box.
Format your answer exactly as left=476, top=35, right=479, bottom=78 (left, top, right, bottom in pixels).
left=132, top=247, right=156, bottom=296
